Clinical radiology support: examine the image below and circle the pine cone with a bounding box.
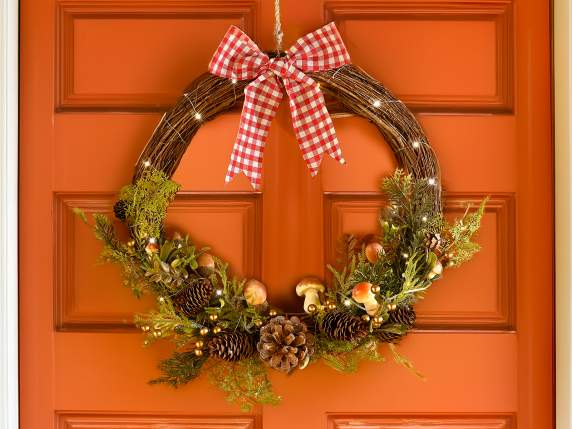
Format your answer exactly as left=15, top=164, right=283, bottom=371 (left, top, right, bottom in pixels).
left=113, top=200, right=128, bottom=222
left=257, top=316, right=315, bottom=374
left=173, top=279, right=214, bottom=317
left=321, top=311, right=368, bottom=341
left=376, top=306, right=416, bottom=343
left=389, top=305, right=416, bottom=327
left=425, top=232, right=442, bottom=253
left=209, top=331, right=254, bottom=361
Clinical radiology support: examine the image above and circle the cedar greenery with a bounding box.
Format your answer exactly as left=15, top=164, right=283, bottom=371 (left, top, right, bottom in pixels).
left=77, top=168, right=485, bottom=410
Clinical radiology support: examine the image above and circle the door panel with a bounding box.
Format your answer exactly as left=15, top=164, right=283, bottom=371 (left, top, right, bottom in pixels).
left=20, top=0, right=553, bottom=428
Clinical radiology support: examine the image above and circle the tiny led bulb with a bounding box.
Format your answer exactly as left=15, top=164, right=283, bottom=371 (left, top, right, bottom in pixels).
left=143, top=160, right=151, bottom=167
left=194, top=113, right=202, bottom=120
left=373, top=100, right=381, bottom=108
left=343, top=299, right=351, bottom=307
left=231, top=78, right=237, bottom=84
left=428, top=178, right=437, bottom=186
left=422, top=215, right=428, bottom=222
left=412, top=141, right=420, bottom=149
left=215, top=289, right=223, bottom=296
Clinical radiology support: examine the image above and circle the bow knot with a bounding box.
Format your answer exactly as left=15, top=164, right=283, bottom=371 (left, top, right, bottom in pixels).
left=209, top=23, right=351, bottom=189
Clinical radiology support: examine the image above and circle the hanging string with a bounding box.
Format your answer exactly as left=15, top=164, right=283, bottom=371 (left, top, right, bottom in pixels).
left=274, top=0, right=284, bottom=53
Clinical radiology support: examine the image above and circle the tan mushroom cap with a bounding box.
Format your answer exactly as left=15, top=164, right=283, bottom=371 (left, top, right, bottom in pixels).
left=296, top=277, right=325, bottom=296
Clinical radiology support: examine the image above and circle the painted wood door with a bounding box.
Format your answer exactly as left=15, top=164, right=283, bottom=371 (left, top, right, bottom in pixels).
left=19, top=0, right=553, bottom=428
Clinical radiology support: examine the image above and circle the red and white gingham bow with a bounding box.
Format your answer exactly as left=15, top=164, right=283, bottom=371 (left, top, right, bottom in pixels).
left=209, top=23, right=351, bottom=189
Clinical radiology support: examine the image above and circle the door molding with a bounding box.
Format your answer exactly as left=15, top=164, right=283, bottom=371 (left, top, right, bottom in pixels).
left=556, top=0, right=572, bottom=426
left=0, top=0, right=19, bottom=427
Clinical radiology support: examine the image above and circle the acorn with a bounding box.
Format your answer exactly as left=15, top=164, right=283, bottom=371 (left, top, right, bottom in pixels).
left=197, top=252, right=215, bottom=275
left=243, top=279, right=267, bottom=305
left=365, top=242, right=384, bottom=263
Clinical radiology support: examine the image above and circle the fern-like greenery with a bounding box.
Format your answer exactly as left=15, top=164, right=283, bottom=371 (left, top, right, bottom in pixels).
left=208, top=358, right=281, bottom=412
left=75, top=168, right=487, bottom=411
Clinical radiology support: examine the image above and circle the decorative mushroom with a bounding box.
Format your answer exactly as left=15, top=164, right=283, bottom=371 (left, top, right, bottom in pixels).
left=427, top=261, right=443, bottom=280
left=296, top=277, right=325, bottom=313
left=365, top=241, right=384, bottom=263
left=243, top=279, right=267, bottom=305
left=352, top=282, right=380, bottom=316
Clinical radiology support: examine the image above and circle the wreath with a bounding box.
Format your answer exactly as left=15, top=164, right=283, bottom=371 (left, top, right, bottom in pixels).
left=76, top=21, right=486, bottom=411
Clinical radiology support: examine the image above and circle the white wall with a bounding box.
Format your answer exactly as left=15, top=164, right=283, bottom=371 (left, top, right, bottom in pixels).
left=0, top=0, right=19, bottom=428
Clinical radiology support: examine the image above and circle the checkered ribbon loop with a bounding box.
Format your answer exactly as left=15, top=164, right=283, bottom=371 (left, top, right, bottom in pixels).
left=208, top=23, right=351, bottom=189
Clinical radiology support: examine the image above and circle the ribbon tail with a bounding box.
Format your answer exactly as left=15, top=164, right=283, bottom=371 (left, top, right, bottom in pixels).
left=225, top=74, right=283, bottom=189
left=284, top=78, right=346, bottom=176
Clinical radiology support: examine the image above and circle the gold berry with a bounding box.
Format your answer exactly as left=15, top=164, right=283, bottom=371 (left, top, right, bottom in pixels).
left=254, top=320, right=263, bottom=327
left=269, top=309, right=277, bottom=317
left=209, top=314, right=218, bottom=321
left=361, top=315, right=371, bottom=322
left=195, top=340, right=204, bottom=348
left=194, top=349, right=203, bottom=356
left=141, top=325, right=150, bottom=332
left=213, top=326, right=222, bottom=334
left=200, top=327, right=209, bottom=336
left=372, top=323, right=382, bottom=329
left=328, top=303, right=337, bottom=310
left=371, top=285, right=381, bottom=294
left=373, top=316, right=384, bottom=324
left=307, top=304, right=317, bottom=313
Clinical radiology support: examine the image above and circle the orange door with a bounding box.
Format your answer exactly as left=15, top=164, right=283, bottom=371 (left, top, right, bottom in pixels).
left=20, top=0, right=553, bottom=428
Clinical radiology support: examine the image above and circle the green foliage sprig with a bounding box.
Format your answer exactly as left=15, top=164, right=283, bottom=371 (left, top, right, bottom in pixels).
left=77, top=168, right=486, bottom=411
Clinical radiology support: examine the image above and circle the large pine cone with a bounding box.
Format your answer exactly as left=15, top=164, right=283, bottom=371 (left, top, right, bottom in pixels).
left=321, top=311, right=368, bottom=342
left=257, top=316, right=315, bottom=374
left=113, top=200, right=128, bottom=222
left=376, top=305, right=416, bottom=343
left=173, top=279, right=214, bottom=317
left=208, top=331, right=254, bottom=361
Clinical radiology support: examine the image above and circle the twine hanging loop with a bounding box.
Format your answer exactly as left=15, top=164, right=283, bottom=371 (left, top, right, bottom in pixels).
left=274, top=0, right=284, bottom=52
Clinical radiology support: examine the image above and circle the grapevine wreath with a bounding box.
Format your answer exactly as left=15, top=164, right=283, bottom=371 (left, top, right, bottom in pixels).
left=77, top=20, right=486, bottom=411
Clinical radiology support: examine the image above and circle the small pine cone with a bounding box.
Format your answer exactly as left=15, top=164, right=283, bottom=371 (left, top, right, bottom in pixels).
left=376, top=330, right=403, bottom=343
left=321, top=311, right=368, bottom=342
left=388, top=305, right=416, bottom=328
left=376, top=306, right=416, bottom=343
left=173, top=279, right=214, bottom=317
left=209, top=331, right=254, bottom=362
left=258, top=316, right=315, bottom=374
left=425, top=232, right=442, bottom=253
left=113, top=200, right=128, bottom=222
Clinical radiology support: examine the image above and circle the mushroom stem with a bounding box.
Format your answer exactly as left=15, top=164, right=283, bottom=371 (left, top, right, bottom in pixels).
left=362, top=298, right=380, bottom=316
left=302, top=289, right=320, bottom=313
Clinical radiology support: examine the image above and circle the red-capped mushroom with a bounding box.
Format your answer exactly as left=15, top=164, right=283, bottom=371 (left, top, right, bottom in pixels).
left=352, top=281, right=380, bottom=315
